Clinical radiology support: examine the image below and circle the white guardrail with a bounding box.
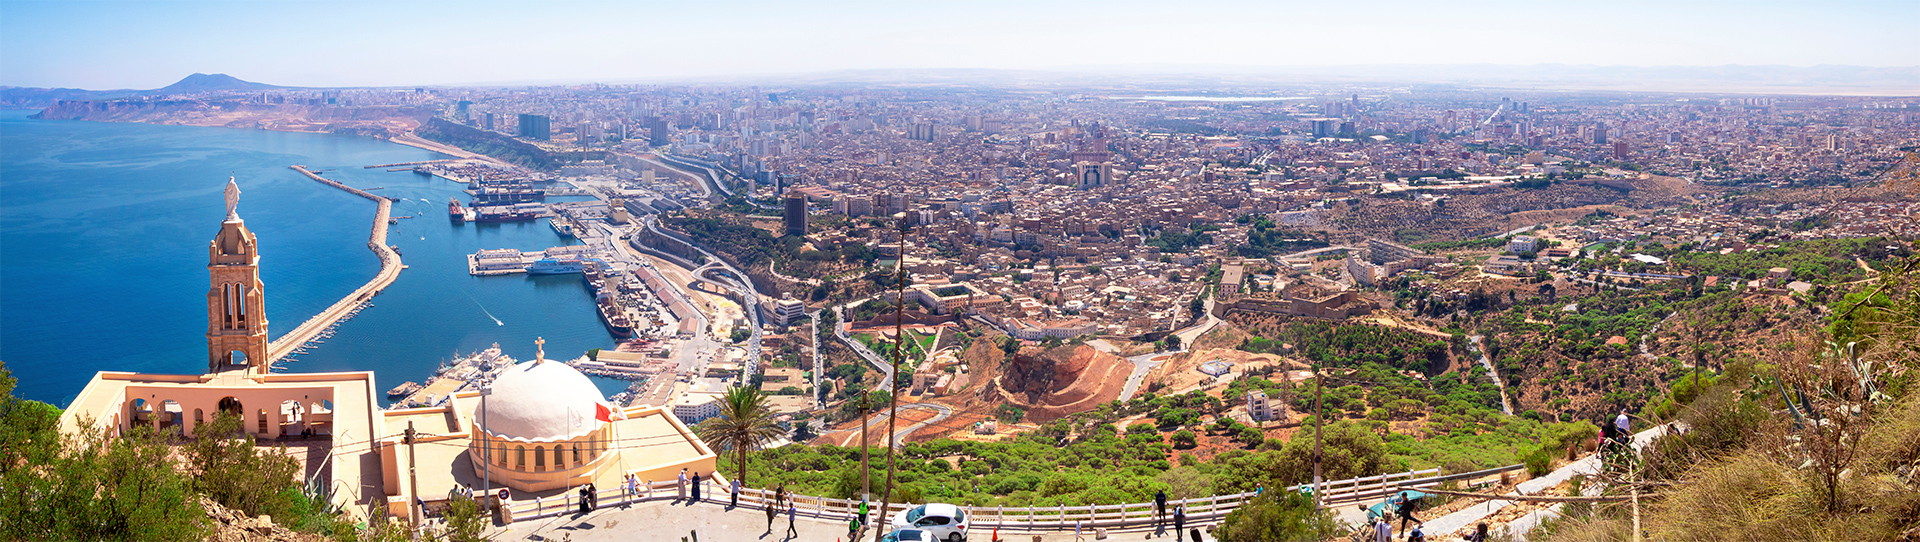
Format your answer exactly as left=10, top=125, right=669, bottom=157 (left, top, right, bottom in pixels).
left=492, top=464, right=1521, bottom=529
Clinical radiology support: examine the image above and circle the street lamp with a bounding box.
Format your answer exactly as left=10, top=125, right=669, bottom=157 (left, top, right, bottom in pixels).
left=479, top=385, right=493, bottom=511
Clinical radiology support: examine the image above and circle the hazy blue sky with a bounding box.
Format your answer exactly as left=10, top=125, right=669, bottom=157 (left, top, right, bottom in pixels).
left=3, top=0, right=1915, bottom=89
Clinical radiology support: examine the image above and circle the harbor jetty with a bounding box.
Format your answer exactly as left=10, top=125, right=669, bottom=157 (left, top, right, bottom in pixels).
left=269, top=165, right=405, bottom=362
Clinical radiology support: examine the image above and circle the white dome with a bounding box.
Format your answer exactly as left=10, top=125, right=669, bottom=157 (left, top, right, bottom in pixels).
left=474, top=360, right=606, bottom=442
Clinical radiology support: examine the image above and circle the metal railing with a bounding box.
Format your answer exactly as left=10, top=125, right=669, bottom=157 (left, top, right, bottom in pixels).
left=495, top=465, right=1518, bottom=530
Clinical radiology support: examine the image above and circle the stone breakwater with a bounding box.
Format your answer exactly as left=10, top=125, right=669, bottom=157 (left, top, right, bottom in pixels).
left=268, top=166, right=404, bottom=362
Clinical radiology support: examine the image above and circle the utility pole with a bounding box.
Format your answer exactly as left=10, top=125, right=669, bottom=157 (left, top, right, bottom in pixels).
left=405, top=421, right=420, bottom=526
left=860, top=392, right=870, bottom=503
left=875, top=212, right=909, bottom=542
left=1311, top=364, right=1325, bottom=510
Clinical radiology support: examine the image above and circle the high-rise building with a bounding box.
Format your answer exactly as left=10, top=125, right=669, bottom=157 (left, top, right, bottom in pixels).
left=517, top=114, right=551, bottom=140
left=909, top=122, right=934, bottom=141
left=783, top=192, right=808, bottom=237
left=484, top=112, right=495, bottom=131
left=1309, top=118, right=1340, bottom=138
left=649, top=119, right=670, bottom=145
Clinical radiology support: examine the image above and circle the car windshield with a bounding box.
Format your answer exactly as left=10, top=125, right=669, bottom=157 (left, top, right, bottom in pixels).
left=905, top=506, right=927, bottom=522
left=954, top=508, right=965, bottom=522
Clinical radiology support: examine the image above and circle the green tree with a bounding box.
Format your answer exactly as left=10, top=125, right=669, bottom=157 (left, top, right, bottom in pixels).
left=441, top=489, right=487, bottom=542
left=1212, top=491, right=1343, bottom=542
left=697, top=386, right=786, bottom=488
left=0, top=362, right=210, bottom=541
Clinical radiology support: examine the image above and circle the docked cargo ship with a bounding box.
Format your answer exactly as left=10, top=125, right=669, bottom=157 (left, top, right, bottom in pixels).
left=472, top=203, right=542, bottom=223
left=596, top=292, right=635, bottom=338
left=448, top=198, right=467, bottom=224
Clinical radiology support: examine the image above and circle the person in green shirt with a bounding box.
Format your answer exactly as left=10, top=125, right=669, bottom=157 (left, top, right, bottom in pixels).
left=857, top=500, right=870, bottom=527
left=848, top=515, right=861, bottom=538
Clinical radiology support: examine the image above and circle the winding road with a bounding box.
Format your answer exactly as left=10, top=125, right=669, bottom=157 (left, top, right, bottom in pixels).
left=1467, top=335, right=1516, bottom=415
left=837, top=402, right=954, bottom=448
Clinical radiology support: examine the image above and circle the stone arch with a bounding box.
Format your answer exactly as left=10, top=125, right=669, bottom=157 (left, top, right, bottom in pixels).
left=533, top=445, right=546, bottom=470
left=553, top=445, right=564, bottom=468
left=159, top=400, right=183, bottom=433
left=571, top=443, right=581, bottom=466
left=193, top=408, right=205, bottom=434
left=256, top=408, right=268, bottom=435
left=130, top=398, right=152, bottom=429
left=218, top=396, right=244, bottom=417
left=280, top=400, right=305, bottom=436
left=228, top=349, right=248, bottom=366
left=515, top=445, right=526, bottom=469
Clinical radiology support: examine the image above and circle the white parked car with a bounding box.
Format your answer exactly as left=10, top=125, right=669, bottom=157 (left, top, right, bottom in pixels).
left=891, top=503, right=968, bottom=542
left=880, top=529, right=931, bottom=542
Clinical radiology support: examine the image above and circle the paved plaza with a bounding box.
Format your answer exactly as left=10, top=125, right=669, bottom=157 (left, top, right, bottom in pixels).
left=492, top=498, right=1215, bottom=542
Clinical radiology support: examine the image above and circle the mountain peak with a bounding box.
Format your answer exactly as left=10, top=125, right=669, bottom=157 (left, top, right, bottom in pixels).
left=153, top=73, right=281, bottom=94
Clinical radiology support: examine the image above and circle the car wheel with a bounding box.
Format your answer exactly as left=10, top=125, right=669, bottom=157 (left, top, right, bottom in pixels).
left=946, top=533, right=963, bottom=542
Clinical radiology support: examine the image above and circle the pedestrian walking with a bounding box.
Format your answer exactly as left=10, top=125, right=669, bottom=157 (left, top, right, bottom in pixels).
left=1372, top=516, right=1392, bottom=542
left=1394, top=493, right=1421, bottom=535
left=578, top=485, right=591, bottom=515
left=785, top=501, right=798, bottom=538
left=691, top=472, right=703, bottom=502
left=731, top=478, right=741, bottom=508
left=1171, top=506, right=1187, bottom=541
left=678, top=469, right=689, bottom=501
left=857, top=499, right=869, bottom=528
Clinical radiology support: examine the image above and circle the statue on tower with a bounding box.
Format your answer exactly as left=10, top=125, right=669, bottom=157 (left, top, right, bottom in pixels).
left=224, top=176, right=243, bottom=221
left=534, top=337, right=546, bottom=364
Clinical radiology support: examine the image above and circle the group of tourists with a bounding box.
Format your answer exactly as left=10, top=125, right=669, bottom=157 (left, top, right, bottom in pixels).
left=677, top=468, right=703, bottom=503
left=575, top=482, right=598, bottom=515
left=758, top=484, right=797, bottom=537
left=1150, top=490, right=1200, bottom=541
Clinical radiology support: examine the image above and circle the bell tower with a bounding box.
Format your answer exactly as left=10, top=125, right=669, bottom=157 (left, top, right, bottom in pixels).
left=207, top=178, right=270, bottom=373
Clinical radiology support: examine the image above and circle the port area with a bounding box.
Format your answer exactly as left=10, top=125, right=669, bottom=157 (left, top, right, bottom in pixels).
left=271, top=165, right=404, bottom=364
left=387, top=345, right=518, bottom=408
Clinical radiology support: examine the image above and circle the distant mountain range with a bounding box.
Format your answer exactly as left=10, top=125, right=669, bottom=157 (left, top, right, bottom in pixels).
left=0, top=73, right=286, bottom=108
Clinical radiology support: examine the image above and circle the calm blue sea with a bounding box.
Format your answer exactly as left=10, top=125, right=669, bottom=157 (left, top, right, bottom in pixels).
left=0, top=111, right=627, bottom=407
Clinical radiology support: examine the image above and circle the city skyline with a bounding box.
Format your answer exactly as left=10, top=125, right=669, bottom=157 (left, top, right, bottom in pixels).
left=3, top=0, right=1917, bottom=90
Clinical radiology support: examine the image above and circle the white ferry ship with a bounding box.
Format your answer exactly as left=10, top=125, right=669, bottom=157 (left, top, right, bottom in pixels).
left=527, top=257, right=586, bottom=275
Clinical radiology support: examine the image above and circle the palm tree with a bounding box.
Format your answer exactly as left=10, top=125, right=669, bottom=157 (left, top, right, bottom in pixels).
left=696, top=386, right=785, bottom=489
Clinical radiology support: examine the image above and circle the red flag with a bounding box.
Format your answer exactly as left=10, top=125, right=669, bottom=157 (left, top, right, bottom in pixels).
left=595, top=402, right=614, bottom=422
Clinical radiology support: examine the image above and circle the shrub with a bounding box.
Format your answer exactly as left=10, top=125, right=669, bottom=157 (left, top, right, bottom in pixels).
left=1171, top=430, right=1198, bottom=449
left=1212, top=490, right=1342, bottom=542
left=1521, top=444, right=1553, bottom=476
